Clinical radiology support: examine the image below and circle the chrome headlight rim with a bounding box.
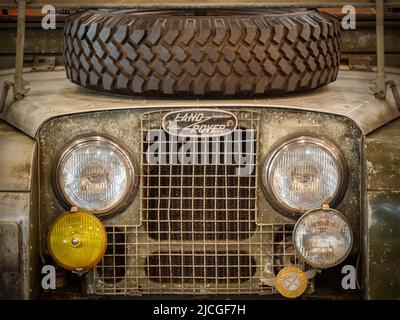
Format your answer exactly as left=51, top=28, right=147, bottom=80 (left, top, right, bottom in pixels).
left=262, top=134, right=348, bottom=218
left=293, top=207, right=353, bottom=269
left=54, top=135, right=137, bottom=218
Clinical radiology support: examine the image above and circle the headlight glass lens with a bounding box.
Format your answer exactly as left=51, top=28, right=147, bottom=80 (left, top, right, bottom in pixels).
left=293, top=208, right=353, bottom=269
left=57, top=137, right=135, bottom=216
left=263, top=136, right=346, bottom=215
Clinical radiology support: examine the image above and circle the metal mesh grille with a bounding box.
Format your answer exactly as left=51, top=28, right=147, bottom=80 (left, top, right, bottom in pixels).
left=93, top=224, right=307, bottom=295
left=145, top=164, right=256, bottom=241
left=142, top=110, right=258, bottom=242
left=91, top=110, right=308, bottom=295
left=146, top=252, right=256, bottom=283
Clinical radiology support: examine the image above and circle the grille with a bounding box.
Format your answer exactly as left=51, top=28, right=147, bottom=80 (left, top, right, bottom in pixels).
left=92, top=110, right=308, bottom=295
left=145, top=165, right=256, bottom=241
left=146, top=252, right=256, bottom=283
left=93, top=224, right=306, bottom=295
left=142, top=110, right=258, bottom=242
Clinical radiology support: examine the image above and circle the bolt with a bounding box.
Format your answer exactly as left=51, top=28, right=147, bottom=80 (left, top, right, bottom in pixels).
left=71, top=237, right=80, bottom=246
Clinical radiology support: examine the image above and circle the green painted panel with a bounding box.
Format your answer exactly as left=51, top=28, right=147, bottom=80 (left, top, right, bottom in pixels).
left=366, top=118, right=400, bottom=191
left=368, top=191, right=400, bottom=299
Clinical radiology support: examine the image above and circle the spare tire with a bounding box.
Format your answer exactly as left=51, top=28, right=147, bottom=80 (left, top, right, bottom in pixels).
left=63, top=9, right=340, bottom=98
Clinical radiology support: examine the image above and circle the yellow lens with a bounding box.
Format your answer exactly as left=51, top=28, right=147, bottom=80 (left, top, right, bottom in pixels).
left=48, top=210, right=107, bottom=271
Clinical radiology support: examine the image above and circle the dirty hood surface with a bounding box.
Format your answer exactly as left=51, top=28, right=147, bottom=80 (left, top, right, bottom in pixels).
left=1, top=69, right=399, bottom=138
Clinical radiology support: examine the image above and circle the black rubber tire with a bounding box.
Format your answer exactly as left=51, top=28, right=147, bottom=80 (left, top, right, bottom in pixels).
left=63, top=9, right=341, bottom=98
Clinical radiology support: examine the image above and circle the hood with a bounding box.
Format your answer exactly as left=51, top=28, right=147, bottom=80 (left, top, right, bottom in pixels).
left=1, top=68, right=399, bottom=138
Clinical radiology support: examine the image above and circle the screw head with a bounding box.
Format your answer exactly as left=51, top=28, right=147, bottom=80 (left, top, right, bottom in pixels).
left=70, top=236, right=81, bottom=247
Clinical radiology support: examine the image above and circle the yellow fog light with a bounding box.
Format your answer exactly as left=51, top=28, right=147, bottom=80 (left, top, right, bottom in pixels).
left=47, top=209, right=107, bottom=271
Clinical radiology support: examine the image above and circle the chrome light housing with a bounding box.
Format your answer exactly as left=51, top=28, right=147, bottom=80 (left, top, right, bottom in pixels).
left=262, top=135, right=347, bottom=217
left=293, top=206, right=353, bottom=269
left=55, top=136, right=136, bottom=217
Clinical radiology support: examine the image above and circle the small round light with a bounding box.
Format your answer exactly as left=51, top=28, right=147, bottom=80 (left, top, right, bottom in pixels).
left=55, top=136, right=136, bottom=217
left=48, top=210, right=107, bottom=271
left=262, top=135, right=347, bottom=217
left=275, top=266, right=308, bottom=298
left=293, top=207, right=353, bottom=269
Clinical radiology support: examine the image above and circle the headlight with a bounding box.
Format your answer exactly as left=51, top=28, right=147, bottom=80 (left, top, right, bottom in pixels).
left=293, top=206, right=353, bottom=269
left=48, top=209, right=107, bottom=271
left=262, top=135, right=347, bottom=216
left=55, top=136, right=136, bottom=216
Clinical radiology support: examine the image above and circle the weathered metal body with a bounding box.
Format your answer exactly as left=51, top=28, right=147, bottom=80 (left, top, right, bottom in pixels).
left=2, top=69, right=399, bottom=137
left=0, top=68, right=399, bottom=299
left=1, top=0, right=399, bottom=300
left=0, top=120, right=39, bottom=299
left=37, top=108, right=361, bottom=296
left=364, top=120, right=400, bottom=299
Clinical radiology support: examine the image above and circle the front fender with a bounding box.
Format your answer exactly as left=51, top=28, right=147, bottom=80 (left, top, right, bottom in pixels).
left=364, top=117, right=400, bottom=299
left=0, top=120, right=39, bottom=299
